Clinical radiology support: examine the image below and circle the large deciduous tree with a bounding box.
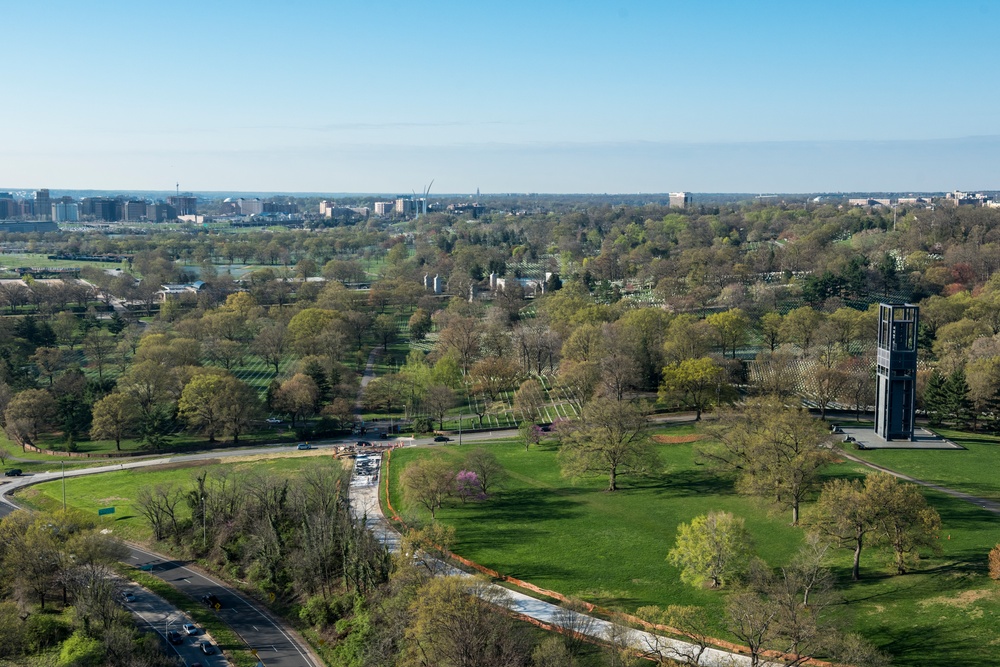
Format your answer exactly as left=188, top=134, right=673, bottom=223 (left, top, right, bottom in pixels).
left=4, top=389, right=57, bottom=444
left=668, top=511, right=754, bottom=589
left=400, top=457, right=455, bottom=520
left=402, top=576, right=531, bottom=667
left=273, top=373, right=319, bottom=426
left=177, top=373, right=229, bottom=442
left=702, top=398, right=834, bottom=525
left=89, top=392, right=140, bottom=451
left=659, top=356, right=730, bottom=420
left=557, top=398, right=659, bottom=491
left=423, top=384, right=457, bottom=431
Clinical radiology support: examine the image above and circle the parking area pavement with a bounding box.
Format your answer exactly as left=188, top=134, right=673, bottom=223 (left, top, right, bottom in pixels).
left=123, top=583, right=230, bottom=667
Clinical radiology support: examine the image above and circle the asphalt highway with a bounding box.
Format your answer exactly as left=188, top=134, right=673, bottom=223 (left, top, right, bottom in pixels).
left=123, top=581, right=229, bottom=667
left=126, top=543, right=313, bottom=667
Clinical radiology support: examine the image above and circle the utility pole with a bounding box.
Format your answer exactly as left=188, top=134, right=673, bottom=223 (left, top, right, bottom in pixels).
left=458, top=414, right=463, bottom=446
left=202, top=495, right=207, bottom=549
left=61, top=460, right=66, bottom=511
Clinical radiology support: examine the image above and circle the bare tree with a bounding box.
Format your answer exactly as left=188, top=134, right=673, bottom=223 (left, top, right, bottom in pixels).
left=424, top=384, right=457, bottom=431
left=558, top=398, right=658, bottom=491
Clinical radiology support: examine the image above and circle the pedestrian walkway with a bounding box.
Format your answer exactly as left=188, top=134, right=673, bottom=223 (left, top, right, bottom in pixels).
left=837, top=447, right=1000, bottom=515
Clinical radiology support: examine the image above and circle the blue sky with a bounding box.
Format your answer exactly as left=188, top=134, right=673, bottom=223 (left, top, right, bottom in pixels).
left=4, top=1, right=999, bottom=193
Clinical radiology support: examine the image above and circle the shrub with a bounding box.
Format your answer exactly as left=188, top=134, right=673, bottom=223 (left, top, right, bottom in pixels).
left=58, top=631, right=103, bottom=667
left=25, top=612, right=72, bottom=652
left=989, top=544, right=1000, bottom=580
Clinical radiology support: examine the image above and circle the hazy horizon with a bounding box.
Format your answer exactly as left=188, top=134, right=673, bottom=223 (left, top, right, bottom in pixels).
left=5, top=1, right=999, bottom=192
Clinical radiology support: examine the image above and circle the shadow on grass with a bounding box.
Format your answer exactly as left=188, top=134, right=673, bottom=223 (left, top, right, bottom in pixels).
left=629, top=468, right=737, bottom=497
left=465, top=488, right=584, bottom=524
left=872, top=622, right=973, bottom=667
left=933, top=496, right=999, bottom=529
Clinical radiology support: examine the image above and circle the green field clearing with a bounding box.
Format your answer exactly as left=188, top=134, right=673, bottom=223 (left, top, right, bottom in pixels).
left=844, top=427, right=1000, bottom=502
left=16, top=453, right=342, bottom=542
left=0, top=253, right=126, bottom=271
left=386, top=425, right=1000, bottom=666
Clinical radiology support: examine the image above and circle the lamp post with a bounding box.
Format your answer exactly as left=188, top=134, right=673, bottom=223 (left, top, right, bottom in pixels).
left=458, top=413, right=463, bottom=446
left=61, top=460, right=66, bottom=512
left=201, top=495, right=207, bottom=549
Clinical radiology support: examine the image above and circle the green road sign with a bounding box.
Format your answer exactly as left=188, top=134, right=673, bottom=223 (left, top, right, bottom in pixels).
left=98, top=507, right=115, bottom=516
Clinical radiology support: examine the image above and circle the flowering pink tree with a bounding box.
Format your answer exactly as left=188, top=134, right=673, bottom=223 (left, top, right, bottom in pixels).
left=455, top=470, right=485, bottom=502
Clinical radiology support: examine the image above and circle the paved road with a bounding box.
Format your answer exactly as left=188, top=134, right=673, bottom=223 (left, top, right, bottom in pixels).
left=123, top=581, right=230, bottom=667
left=126, top=544, right=314, bottom=667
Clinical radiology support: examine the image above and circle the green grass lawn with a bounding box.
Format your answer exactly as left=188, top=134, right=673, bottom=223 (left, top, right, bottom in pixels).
left=843, top=427, right=1000, bottom=502
left=15, top=453, right=339, bottom=542
left=0, top=252, right=127, bottom=271
left=387, top=424, right=1000, bottom=666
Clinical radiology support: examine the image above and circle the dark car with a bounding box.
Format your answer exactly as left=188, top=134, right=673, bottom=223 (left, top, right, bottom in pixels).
left=200, top=642, right=215, bottom=655
left=201, top=593, right=223, bottom=609
left=433, top=436, right=451, bottom=442
left=166, top=630, right=183, bottom=645
left=4, top=469, right=22, bottom=477
left=356, top=441, right=372, bottom=447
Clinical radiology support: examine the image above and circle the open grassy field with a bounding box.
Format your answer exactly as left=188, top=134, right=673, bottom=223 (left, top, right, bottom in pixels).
left=386, top=424, right=1000, bottom=666
left=844, top=427, right=1000, bottom=502
left=15, top=451, right=341, bottom=542
left=0, top=252, right=128, bottom=271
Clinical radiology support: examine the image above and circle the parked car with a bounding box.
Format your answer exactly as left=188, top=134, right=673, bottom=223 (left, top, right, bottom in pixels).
left=200, top=642, right=215, bottom=655
left=433, top=435, right=451, bottom=442
left=182, top=623, right=198, bottom=636
left=356, top=441, right=372, bottom=447
left=4, top=469, right=22, bottom=477
left=121, top=590, right=136, bottom=603
left=166, top=630, right=183, bottom=645
left=297, top=442, right=312, bottom=450
left=265, top=417, right=282, bottom=424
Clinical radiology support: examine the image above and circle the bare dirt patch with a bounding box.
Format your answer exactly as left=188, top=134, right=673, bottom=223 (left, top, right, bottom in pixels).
left=652, top=434, right=703, bottom=444
left=919, top=589, right=995, bottom=608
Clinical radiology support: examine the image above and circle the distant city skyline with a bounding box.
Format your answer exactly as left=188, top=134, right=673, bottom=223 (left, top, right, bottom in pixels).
left=5, top=1, right=999, bottom=192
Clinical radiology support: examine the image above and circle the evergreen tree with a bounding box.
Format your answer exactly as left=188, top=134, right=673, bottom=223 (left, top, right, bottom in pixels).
left=944, top=368, right=972, bottom=427
left=923, top=370, right=947, bottom=426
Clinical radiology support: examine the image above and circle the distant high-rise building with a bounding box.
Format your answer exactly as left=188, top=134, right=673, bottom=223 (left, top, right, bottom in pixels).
left=147, top=203, right=177, bottom=222
left=237, top=198, right=263, bottom=215
left=264, top=201, right=298, bottom=215
left=374, top=201, right=395, bottom=216
left=52, top=198, right=79, bottom=222
left=33, top=189, right=51, bottom=220
left=122, top=200, right=147, bottom=221
left=81, top=197, right=120, bottom=221
left=395, top=198, right=417, bottom=216
left=669, top=192, right=691, bottom=209
left=167, top=195, right=197, bottom=216
left=0, top=193, right=16, bottom=220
